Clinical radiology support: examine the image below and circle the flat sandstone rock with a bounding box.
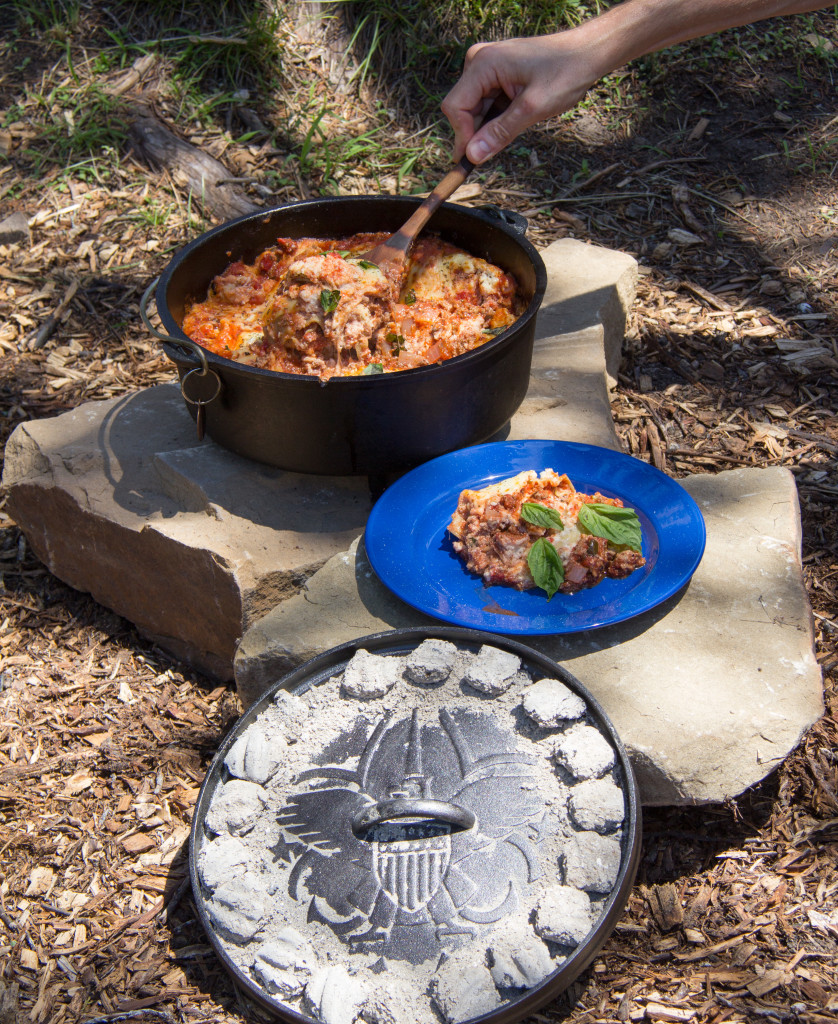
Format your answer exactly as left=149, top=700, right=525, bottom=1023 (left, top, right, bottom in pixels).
left=234, top=465, right=823, bottom=806
left=1, top=237, right=629, bottom=678
left=1, top=239, right=822, bottom=804
left=1, top=383, right=372, bottom=678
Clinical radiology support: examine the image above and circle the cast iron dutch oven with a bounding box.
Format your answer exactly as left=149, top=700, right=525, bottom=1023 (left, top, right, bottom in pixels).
left=190, top=627, right=641, bottom=1024
left=142, top=196, right=547, bottom=476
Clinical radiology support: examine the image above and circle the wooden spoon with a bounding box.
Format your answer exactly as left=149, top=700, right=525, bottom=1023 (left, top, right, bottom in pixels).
left=361, top=99, right=506, bottom=287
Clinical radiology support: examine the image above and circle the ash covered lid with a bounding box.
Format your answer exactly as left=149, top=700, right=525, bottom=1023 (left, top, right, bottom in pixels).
left=190, top=628, right=640, bottom=1024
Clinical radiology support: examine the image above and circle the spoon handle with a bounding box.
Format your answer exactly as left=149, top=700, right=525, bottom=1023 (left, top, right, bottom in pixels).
left=363, top=98, right=509, bottom=270
left=374, top=98, right=509, bottom=260
left=388, top=161, right=472, bottom=251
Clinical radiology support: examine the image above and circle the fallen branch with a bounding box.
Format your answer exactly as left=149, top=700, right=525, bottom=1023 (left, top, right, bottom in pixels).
left=29, top=279, right=79, bottom=350
left=129, top=113, right=261, bottom=222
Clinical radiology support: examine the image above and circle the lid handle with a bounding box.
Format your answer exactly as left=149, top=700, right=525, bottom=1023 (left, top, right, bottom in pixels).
left=351, top=798, right=475, bottom=838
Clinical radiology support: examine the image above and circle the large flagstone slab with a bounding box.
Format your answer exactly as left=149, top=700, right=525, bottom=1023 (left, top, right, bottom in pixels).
left=1, top=235, right=822, bottom=804
left=2, top=237, right=635, bottom=678
left=2, top=385, right=372, bottom=677
left=234, top=466, right=823, bottom=806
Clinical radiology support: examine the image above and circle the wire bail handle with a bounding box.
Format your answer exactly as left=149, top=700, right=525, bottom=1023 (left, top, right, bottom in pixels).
left=180, top=367, right=222, bottom=441
left=139, top=277, right=221, bottom=439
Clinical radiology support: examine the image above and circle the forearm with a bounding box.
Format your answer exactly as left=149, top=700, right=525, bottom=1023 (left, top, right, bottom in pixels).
left=574, top=0, right=832, bottom=79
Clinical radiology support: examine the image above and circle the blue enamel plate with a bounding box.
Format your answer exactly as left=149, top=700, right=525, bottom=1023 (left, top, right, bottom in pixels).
left=364, top=440, right=706, bottom=635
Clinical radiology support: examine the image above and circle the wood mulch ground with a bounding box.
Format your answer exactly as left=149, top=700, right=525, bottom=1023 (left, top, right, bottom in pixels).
left=0, top=7, right=836, bottom=1024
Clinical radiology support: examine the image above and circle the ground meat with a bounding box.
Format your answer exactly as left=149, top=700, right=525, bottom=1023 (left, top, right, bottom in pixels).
left=607, top=548, right=647, bottom=578
left=210, top=262, right=274, bottom=305
left=261, top=252, right=391, bottom=368
left=561, top=536, right=609, bottom=593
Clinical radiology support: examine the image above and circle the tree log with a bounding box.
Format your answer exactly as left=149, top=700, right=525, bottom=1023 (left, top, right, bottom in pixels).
left=129, top=114, right=260, bottom=222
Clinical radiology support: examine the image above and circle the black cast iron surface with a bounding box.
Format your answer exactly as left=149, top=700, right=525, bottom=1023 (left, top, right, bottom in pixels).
left=190, top=627, right=642, bottom=1024
left=280, top=702, right=545, bottom=965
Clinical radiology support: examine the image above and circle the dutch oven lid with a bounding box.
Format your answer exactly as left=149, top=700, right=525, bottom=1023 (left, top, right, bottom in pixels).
left=190, top=628, right=641, bottom=1024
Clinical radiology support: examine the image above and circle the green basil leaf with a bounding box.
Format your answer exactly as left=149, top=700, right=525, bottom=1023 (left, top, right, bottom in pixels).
left=527, top=537, right=564, bottom=600
left=319, top=288, right=340, bottom=314
left=403, top=289, right=416, bottom=305
left=483, top=326, right=504, bottom=336
left=363, top=362, right=384, bottom=375
left=577, top=502, right=642, bottom=552
left=520, top=502, right=564, bottom=530
left=356, top=259, right=378, bottom=270
left=326, top=249, right=350, bottom=257
left=386, top=332, right=406, bottom=356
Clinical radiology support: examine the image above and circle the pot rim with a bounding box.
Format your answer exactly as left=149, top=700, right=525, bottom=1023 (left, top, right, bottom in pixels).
left=189, top=626, right=642, bottom=1024
left=154, top=196, right=548, bottom=386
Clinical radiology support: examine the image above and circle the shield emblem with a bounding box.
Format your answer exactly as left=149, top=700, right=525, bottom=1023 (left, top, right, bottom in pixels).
left=373, top=835, right=451, bottom=913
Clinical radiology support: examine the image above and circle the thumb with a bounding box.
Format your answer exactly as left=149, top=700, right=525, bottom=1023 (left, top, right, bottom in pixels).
left=465, top=107, right=522, bottom=164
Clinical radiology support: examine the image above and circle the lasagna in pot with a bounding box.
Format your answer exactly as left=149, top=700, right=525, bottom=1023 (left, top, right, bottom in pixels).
left=181, top=232, right=525, bottom=381
left=448, top=469, right=646, bottom=598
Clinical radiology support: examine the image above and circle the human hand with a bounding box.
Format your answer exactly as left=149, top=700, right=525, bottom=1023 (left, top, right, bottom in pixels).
left=441, top=32, right=609, bottom=164
left=441, top=0, right=836, bottom=163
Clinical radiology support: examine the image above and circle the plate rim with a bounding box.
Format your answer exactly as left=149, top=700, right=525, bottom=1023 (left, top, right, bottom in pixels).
left=364, top=439, right=706, bottom=636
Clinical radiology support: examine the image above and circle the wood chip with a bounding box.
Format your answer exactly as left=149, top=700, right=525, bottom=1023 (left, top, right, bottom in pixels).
left=19, top=949, right=39, bottom=970
left=24, top=866, right=55, bottom=897
left=120, top=834, right=157, bottom=855
left=61, top=770, right=93, bottom=795
left=645, top=1002, right=695, bottom=1022
left=747, top=968, right=792, bottom=997
left=645, top=883, right=684, bottom=931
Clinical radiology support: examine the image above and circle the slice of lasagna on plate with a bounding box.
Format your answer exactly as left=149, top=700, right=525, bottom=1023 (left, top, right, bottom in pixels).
left=448, top=469, right=646, bottom=598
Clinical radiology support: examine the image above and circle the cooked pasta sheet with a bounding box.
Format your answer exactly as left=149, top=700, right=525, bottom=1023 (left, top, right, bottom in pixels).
left=182, top=233, right=524, bottom=380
